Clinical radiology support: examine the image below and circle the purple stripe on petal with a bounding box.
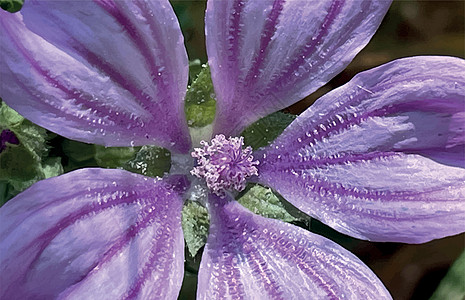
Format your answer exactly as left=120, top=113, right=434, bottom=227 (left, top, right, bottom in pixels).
left=267, top=0, right=344, bottom=94
left=0, top=169, right=186, bottom=300
left=124, top=229, right=176, bottom=300
left=2, top=24, right=140, bottom=129
left=0, top=1, right=191, bottom=152
left=244, top=0, right=286, bottom=85
left=62, top=38, right=164, bottom=125
left=24, top=188, right=155, bottom=275
left=206, top=0, right=392, bottom=136
left=94, top=0, right=173, bottom=98
left=197, top=194, right=391, bottom=299
left=257, top=150, right=401, bottom=171
left=258, top=56, right=465, bottom=243
left=227, top=0, right=246, bottom=69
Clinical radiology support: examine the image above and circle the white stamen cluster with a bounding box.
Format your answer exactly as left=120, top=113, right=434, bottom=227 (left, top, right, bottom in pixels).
left=191, top=134, right=259, bottom=197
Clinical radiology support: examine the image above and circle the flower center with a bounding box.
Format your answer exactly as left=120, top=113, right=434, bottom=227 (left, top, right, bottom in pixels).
left=191, top=134, right=259, bottom=197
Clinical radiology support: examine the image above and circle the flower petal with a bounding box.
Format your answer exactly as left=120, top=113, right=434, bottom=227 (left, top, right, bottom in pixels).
left=197, top=194, right=391, bottom=299
left=205, top=0, right=392, bottom=136
left=0, top=0, right=191, bottom=152
left=0, top=169, right=187, bottom=299
left=257, top=56, right=465, bottom=243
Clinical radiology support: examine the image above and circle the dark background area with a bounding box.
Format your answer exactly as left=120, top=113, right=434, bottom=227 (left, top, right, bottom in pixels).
left=171, top=1, right=465, bottom=299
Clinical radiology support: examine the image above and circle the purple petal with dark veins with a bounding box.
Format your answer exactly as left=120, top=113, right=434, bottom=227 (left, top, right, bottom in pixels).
left=0, top=0, right=191, bottom=153
left=197, top=194, right=391, bottom=299
left=257, top=56, right=465, bottom=243
left=0, top=169, right=187, bottom=300
left=205, top=0, right=392, bottom=136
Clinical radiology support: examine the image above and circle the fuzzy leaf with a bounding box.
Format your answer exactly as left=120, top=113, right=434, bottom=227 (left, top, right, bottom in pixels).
left=123, top=145, right=171, bottom=178
left=0, top=147, right=63, bottom=203
left=0, top=144, right=37, bottom=182
left=41, top=157, right=64, bottom=179
left=241, top=111, right=296, bottom=150
left=61, top=140, right=96, bottom=163
left=0, top=101, right=22, bottom=126
left=94, top=145, right=139, bottom=169
left=184, top=65, right=216, bottom=127
left=0, top=101, right=48, bottom=160
left=182, top=201, right=210, bottom=257
left=0, top=101, right=63, bottom=203
left=238, top=185, right=297, bottom=222
left=188, top=59, right=203, bottom=82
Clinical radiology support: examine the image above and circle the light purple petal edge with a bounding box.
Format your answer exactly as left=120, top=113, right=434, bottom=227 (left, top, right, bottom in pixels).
left=197, top=194, right=392, bottom=299
left=257, top=56, right=465, bottom=243
left=0, top=169, right=186, bottom=299
left=0, top=0, right=191, bottom=152
left=206, top=0, right=392, bottom=136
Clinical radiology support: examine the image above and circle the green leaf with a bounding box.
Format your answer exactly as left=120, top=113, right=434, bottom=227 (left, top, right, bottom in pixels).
left=188, top=59, right=203, bottom=82
left=0, top=101, right=64, bottom=204
left=0, top=181, right=16, bottom=206
left=238, top=185, right=297, bottom=222
left=0, top=101, right=23, bottom=126
left=0, top=144, right=38, bottom=182
left=41, top=157, right=64, bottom=179
left=430, top=250, right=465, bottom=300
left=0, top=146, right=63, bottom=186
left=1, top=101, right=48, bottom=160
left=241, top=111, right=296, bottom=149
left=0, top=146, right=64, bottom=203
left=15, top=121, right=49, bottom=159
left=0, top=0, right=23, bottom=13
left=123, top=145, right=171, bottom=178
left=62, top=140, right=96, bottom=163
left=94, top=145, right=139, bottom=169
left=182, top=201, right=210, bottom=257
left=184, top=64, right=216, bottom=128
left=63, top=141, right=171, bottom=178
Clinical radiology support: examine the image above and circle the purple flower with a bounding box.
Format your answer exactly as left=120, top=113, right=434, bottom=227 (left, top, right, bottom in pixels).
left=1, top=0, right=464, bottom=299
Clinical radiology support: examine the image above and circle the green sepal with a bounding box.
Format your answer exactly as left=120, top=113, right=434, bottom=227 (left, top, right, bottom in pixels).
left=62, top=140, right=99, bottom=173
left=0, top=0, right=23, bottom=13
left=188, top=59, right=203, bottom=83
left=241, top=111, right=296, bottom=150
left=94, top=145, right=140, bottom=169
left=62, top=140, right=171, bottom=178
left=430, top=250, right=465, bottom=300
left=182, top=200, right=210, bottom=257
left=238, top=184, right=297, bottom=223
left=62, top=140, right=96, bottom=163
left=123, top=145, right=171, bottom=178
left=184, top=64, right=216, bottom=128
